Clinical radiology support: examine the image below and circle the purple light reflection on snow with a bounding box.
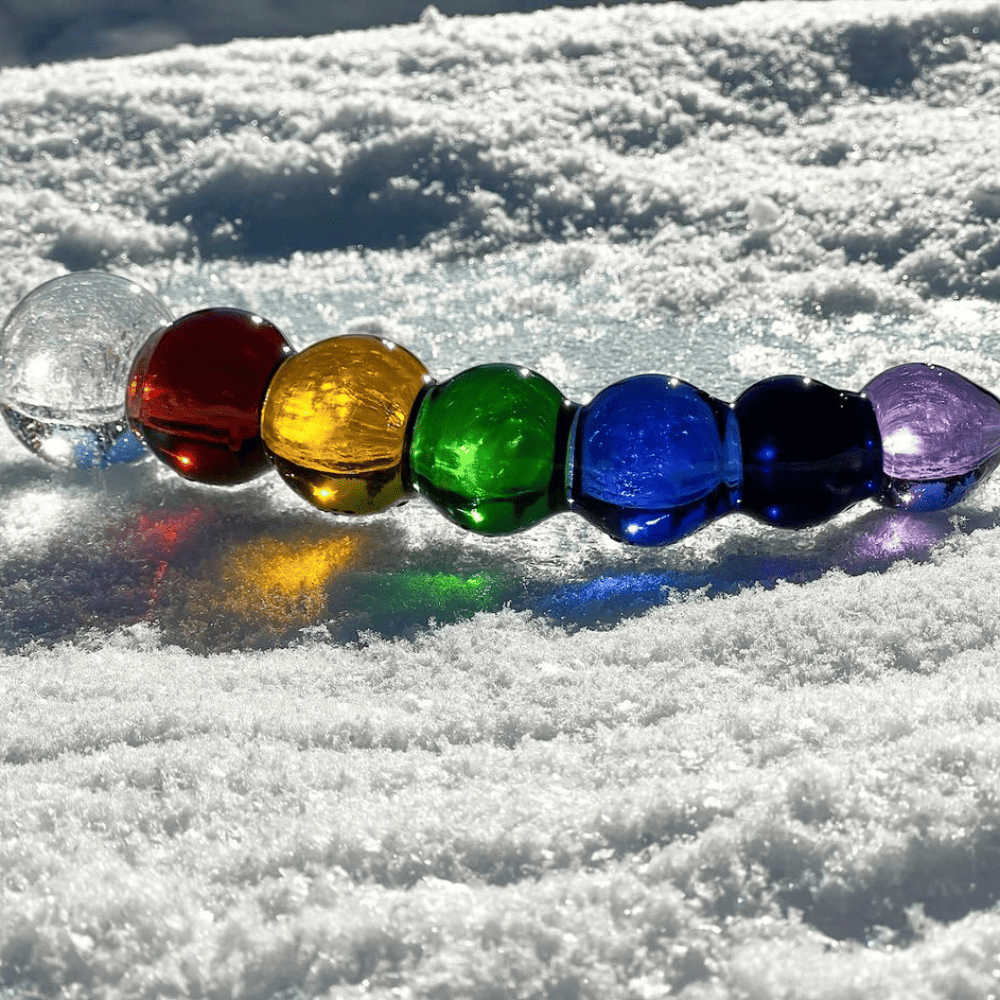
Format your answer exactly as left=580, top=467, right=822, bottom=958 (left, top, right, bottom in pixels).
left=850, top=513, right=951, bottom=562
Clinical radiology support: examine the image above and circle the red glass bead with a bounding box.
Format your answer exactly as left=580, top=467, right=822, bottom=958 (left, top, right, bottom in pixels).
left=127, top=308, right=293, bottom=485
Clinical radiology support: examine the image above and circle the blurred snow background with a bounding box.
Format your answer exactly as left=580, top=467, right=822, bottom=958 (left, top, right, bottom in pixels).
left=3, top=1, right=1000, bottom=997
left=0, top=0, right=814, bottom=66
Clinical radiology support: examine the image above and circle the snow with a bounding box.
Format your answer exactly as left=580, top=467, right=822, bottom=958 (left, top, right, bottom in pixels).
left=2, top=1, right=1000, bottom=996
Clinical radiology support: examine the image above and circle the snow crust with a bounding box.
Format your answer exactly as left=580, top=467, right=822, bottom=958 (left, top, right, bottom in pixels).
left=3, top=1, right=1000, bottom=996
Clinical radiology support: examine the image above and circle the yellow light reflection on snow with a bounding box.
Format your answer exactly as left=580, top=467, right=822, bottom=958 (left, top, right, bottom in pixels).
left=215, top=534, right=358, bottom=626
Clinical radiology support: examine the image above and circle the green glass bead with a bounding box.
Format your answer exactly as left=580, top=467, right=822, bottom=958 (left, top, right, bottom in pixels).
left=408, top=363, right=575, bottom=534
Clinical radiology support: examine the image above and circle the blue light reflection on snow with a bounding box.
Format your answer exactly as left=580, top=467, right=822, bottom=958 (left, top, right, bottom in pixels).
left=532, top=572, right=683, bottom=626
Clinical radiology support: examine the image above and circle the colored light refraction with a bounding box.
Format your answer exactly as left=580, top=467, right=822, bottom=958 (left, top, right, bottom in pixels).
left=0, top=272, right=173, bottom=468
left=2, top=272, right=1000, bottom=548
left=216, top=534, right=359, bottom=626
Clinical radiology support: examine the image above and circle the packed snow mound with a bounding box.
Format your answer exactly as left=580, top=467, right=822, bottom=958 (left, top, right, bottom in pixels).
left=0, top=0, right=999, bottom=314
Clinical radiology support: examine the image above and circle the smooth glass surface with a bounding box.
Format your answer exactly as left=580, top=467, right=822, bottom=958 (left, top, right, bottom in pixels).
left=0, top=271, right=173, bottom=468
left=864, top=363, right=1000, bottom=511
left=127, top=308, right=293, bottom=485
left=261, top=335, right=432, bottom=514
left=735, top=375, right=882, bottom=528
left=570, top=375, right=742, bottom=545
left=408, top=363, right=574, bottom=534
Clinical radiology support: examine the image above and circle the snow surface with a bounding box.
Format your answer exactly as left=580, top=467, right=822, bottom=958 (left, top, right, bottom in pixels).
left=3, top=1, right=1000, bottom=996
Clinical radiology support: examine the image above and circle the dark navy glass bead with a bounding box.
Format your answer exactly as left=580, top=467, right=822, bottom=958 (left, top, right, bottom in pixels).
left=734, top=375, right=881, bottom=528
left=570, top=375, right=742, bottom=545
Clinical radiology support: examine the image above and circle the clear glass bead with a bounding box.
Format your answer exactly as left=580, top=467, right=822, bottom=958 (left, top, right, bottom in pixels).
left=0, top=272, right=173, bottom=468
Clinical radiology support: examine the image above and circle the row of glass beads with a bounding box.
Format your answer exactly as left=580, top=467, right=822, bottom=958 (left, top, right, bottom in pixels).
left=2, top=272, right=1000, bottom=546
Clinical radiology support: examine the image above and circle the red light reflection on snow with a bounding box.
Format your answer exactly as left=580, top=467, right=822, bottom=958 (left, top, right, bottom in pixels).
left=132, top=509, right=209, bottom=557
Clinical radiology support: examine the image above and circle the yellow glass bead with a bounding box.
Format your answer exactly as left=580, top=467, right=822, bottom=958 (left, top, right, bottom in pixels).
left=261, top=335, right=432, bottom=515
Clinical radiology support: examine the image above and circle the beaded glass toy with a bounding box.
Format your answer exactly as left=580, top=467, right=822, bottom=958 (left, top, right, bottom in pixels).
left=2, top=271, right=1000, bottom=545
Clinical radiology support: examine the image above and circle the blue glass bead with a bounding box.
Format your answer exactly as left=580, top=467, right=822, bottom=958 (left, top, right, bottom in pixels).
left=864, top=363, right=1000, bottom=511
left=569, top=375, right=742, bottom=545
left=734, top=375, right=881, bottom=528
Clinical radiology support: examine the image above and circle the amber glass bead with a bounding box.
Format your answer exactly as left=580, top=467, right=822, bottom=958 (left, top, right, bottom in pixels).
left=261, top=335, right=432, bottom=515
left=127, top=308, right=293, bottom=485
left=408, top=363, right=575, bottom=534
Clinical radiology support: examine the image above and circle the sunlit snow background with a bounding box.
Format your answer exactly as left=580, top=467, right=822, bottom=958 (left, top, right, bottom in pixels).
left=3, top=1, right=1000, bottom=997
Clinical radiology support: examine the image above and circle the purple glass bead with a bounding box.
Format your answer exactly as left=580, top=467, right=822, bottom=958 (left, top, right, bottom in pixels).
left=863, top=363, right=1000, bottom=511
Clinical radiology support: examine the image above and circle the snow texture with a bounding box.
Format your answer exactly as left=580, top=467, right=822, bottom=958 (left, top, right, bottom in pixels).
left=3, top=1, right=1000, bottom=996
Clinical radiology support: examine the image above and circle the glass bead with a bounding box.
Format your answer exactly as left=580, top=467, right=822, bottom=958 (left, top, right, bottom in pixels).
left=863, top=363, right=1000, bottom=511
left=0, top=271, right=173, bottom=468
left=127, top=308, right=293, bottom=486
left=408, top=363, right=575, bottom=534
left=735, top=375, right=881, bottom=528
left=261, top=335, right=432, bottom=515
left=569, top=375, right=742, bottom=545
